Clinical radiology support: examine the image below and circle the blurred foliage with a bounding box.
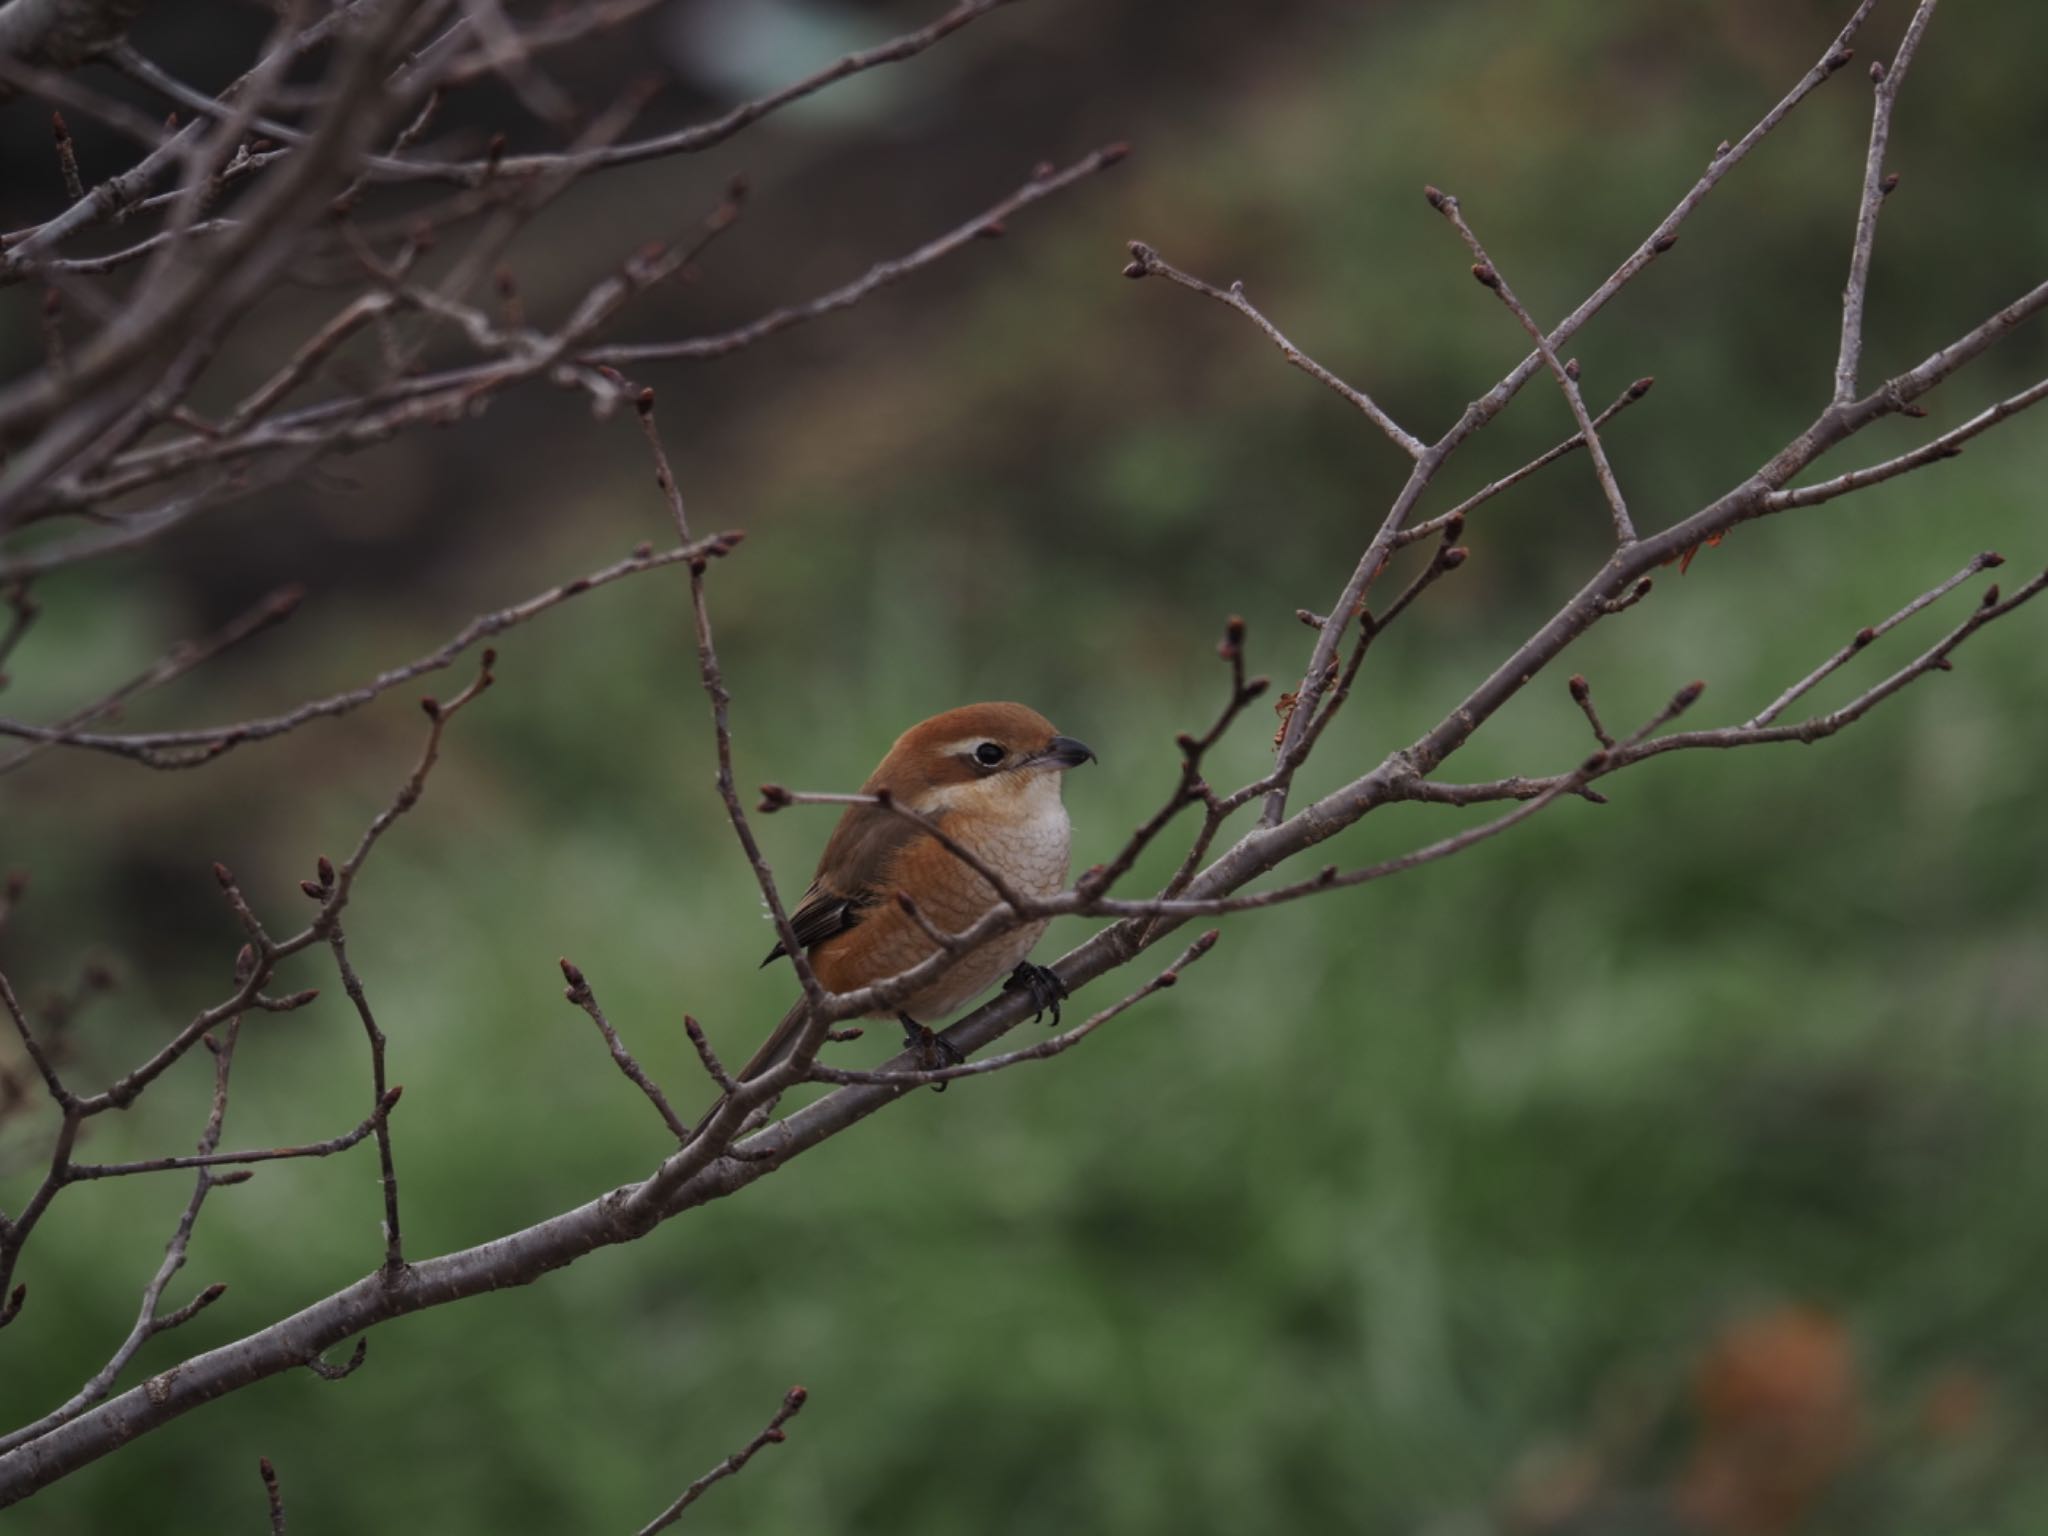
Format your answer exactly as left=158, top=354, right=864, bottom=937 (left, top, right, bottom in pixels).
left=3, top=0, right=2047, bottom=1531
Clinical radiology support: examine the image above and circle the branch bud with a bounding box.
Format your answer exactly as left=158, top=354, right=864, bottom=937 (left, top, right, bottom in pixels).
left=1980, top=584, right=2000, bottom=608
left=1850, top=626, right=1876, bottom=650
left=1438, top=545, right=1469, bottom=571
left=1628, top=376, right=1655, bottom=399
left=1471, top=263, right=1500, bottom=289
left=635, top=387, right=655, bottom=416
left=300, top=880, right=325, bottom=900
left=757, top=783, right=793, bottom=812
left=1568, top=674, right=1591, bottom=703
left=1671, top=679, right=1706, bottom=715
left=1880, top=172, right=1900, bottom=196
left=212, top=861, right=234, bottom=888
left=559, top=957, right=586, bottom=989
left=1423, top=184, right=1447, bottom=210
left=1980, top=551, right=2006, bottom=569
left=1868, top=59, right=1886, bottom=83
left=1651, top=231, right=1678, bottom=254
left=1101, top=141, right=1131, bottom=166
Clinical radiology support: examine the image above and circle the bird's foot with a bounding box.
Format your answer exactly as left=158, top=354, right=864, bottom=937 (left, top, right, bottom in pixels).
left=897, top=1013, right=961, bottom=1090
left=1004, top=961, right=1068, bottom=1026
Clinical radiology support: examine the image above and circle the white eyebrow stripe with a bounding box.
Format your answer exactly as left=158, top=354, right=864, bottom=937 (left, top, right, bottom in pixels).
left=940, top=736, right=1000, bottom=757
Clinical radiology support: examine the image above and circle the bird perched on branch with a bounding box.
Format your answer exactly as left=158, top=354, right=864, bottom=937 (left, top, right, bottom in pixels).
left=731, top=701, right=1094, bottom=1094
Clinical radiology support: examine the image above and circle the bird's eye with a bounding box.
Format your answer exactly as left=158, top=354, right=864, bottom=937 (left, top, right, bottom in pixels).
left=973, top=742, right=1005, bottom=767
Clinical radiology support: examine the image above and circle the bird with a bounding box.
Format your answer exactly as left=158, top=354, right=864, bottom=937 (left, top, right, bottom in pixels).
left=723, top=701, right=1094, bottom=1100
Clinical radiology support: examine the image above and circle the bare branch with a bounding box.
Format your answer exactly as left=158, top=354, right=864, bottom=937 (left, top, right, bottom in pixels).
left=1256, top=3, right=1874, bottom=820
left=560, top=960, right=690, bottom=1145
left=1834, top=0, right=1940, bottom=403
left=1748, top=550, right=2000, bottom=726
left=393, top=0, right=1024, bottom=186
left=1397, top=377, right=1654, bottom=547
left=1766, top=375, right=2048, bottom=512
left=304, top=1337, right=368, bottom=1382
left=635, top=1385, right=808, bottom=1536
left=1567, top=674, right=1615, bottom=749
left=0, top=585, right=302, bottom=774
left=0, top=539, right=733, bottom=765
left=66, top=1087, right=400, bottom=1179
left=0, top=1021, right=242, bottom=1457
left=630, top=392, right=817, bottom=1014
left=682, top=1015, right=736, bottom=1097
left=1121, top=241, right=1423, bottom=457
left=259, top=1457, right=286, bottom=1535
left=0, top=583, right=38, bottom=685
left=1432, top=190, right=1637, bottom=543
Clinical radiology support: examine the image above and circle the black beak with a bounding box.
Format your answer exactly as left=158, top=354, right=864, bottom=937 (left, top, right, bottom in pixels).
left=1045, top=734, right=1096, bottom=768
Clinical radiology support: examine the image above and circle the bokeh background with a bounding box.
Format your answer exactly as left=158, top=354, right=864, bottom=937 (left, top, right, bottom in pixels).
left=3, top=0, right=2046, bottom=1530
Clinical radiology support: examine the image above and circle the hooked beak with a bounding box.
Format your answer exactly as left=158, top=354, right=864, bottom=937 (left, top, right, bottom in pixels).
left=1043, top=734, right=1096, bottom=769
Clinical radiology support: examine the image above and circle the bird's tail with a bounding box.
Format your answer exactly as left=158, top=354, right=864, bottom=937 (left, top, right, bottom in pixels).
left=690, top=997, right=808, bottom=1139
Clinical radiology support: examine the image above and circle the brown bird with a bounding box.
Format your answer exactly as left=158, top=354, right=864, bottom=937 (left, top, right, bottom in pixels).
left=732, top=701, right=1094, bottom=1088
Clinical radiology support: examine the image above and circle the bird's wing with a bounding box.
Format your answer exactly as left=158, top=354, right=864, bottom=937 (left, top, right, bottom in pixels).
left=761, top=798, right=931, bottom=966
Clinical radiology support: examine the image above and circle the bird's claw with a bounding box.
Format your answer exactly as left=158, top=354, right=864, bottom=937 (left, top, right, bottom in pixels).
left=1004, top=961, right=1068, bottom=1026
left=897, top=1013, right=961, bottom=1090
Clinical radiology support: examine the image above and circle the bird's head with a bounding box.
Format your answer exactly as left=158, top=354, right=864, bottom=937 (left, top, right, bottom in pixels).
left=871, top=701, right=1094, bottom=815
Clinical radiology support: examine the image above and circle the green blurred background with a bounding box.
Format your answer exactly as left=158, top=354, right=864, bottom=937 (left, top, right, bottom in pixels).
left=3, top=0, right=2046, bottom=1530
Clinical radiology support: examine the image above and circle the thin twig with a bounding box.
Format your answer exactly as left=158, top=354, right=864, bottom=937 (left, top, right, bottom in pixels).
left=1834, top=0, right=1940, bottom=403
left=1747, top=550, right=2001, bottom=726
left=636, top=1386, right=808, bottom=1536
left=66, top=1087, right=401, bottom=1180
left=259, top=1457, right=286, bottom=1535
left=1121, top=242, right=1423, bottom=457
left=630, top=392, right=817, bottom=1012
left=0, top=1022, right=243, bottom=1457
left=1433, top=191, right=1636, bottom=543
left=0, top=538, right=732, bottom=764
left=559, top=959, right=690, bottom=1144
left=1396, top=378, right=1654, bottom=547
left=1568, top=674, right=1614, bottom=749
left=1766, top=375, right=2048, bottom=512
left=0, top=585, right=302, bottom=774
